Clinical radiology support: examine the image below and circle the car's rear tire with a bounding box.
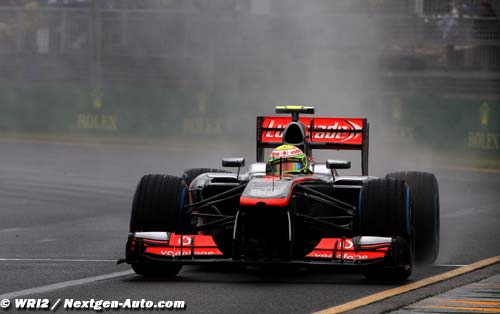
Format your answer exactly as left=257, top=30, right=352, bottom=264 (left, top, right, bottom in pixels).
left=386, top=171, right=439, bottom=264
left=129, top=174, right=188, bottom=277
left=357, top=178, right=412, bottom=281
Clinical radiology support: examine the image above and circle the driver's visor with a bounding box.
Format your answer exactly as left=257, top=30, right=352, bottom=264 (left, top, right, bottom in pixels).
left=269, top=158, right=304, bottom=175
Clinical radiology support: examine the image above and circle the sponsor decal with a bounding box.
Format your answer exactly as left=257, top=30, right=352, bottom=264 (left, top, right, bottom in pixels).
left=240, top=176, right=315, bottom=206
left=76, top=113, right=117, bottom=130
left=261, top=117, right=364, bottom=145
left=466, top=103, right=499, bottom=151
left=309, top=252, right=370, bottom=260
left=76, top=95, right=118, bottom=131
left=313, top=238, right=354, bottom=250
left=344, top=239, right=354, bottom=249
left=468, top=131, right=499, bottom=150
left=145, top=247, right=223, bottom=256
left=261, top=117, right=290, bottom=141
left=305, top=237, right=388, bottom=260
left=269, top=145, right=303, bottom=158
left=142, top=235, right=223, bottom=256
left=311, top=118, right=363, bottom=143
left=179, top=236, right=192, bottom=246
left=306, top=250, right=385, bottom=260
left=168, top=234, right=219, bottom=247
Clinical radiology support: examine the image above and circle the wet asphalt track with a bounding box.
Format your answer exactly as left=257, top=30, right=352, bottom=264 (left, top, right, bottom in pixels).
left=0, top=139, right=499, bottom=313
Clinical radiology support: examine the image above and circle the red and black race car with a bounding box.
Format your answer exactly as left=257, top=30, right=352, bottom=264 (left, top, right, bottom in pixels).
left=122, top=106, right=439, bottom=281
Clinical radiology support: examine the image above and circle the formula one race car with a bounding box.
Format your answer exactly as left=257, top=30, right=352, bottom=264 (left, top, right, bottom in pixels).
left=122, top=106, right=439, bottom=281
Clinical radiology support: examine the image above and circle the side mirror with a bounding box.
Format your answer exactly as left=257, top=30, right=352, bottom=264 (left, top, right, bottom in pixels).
left=222, top=158, right=245, bottom=168
left=326, top=159, right=351, bottom=170
left=222, top=158, right=245, bottom=180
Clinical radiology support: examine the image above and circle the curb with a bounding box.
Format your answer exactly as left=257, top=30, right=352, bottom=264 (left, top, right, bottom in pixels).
left=314, top=256, right=500, bottom=314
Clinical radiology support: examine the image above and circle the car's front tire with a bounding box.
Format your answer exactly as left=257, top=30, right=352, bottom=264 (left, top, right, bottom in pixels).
left=129, top=174, right=188, bottom=277
left=357, top=178, right=413, bottom=281
left=131, top=263, right=182, bottom=277
left=387, top=171, right=440, bottom=264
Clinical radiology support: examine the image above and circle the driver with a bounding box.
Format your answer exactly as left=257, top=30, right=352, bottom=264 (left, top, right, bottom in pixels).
left=266, top=144, right=311, bottom=175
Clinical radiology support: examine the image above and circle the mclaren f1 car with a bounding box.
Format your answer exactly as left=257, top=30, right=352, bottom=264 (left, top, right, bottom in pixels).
left=122, top=106, right=439, bottom=281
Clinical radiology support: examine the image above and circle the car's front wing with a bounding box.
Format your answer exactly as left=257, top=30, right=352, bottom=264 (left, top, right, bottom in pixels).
left=124, top=232, right=409, bottom=268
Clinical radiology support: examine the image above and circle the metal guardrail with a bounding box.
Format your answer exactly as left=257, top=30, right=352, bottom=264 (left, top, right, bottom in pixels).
left=422, top=0, right=500, bottom=17
left=1, top=7, right=499, bottom=54
left=0, top=0, right=414, bottom=14
left=382, top=71, right=500, bottom=96
left=377, top=15, right=500, bottom=44
left=0, top=7, right=499, bottom=93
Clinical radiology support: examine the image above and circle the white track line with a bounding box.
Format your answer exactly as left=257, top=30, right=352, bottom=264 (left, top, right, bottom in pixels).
left=0, top=270, right=134, bottom=299
left=0, top=258, right=117, bottom=262
left=0, top=228, right=22, bottom=233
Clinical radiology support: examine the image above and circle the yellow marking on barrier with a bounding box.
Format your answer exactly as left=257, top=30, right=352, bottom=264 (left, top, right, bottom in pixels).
left=442, top=298, right=500, bottom=306
left=313, top=255, right=500, bottom=314
left=435, top=299, right=500, bottom=306
left=424, top=305, right=500, bottom=313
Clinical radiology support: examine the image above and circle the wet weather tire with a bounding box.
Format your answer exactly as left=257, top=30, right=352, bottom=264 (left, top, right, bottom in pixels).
left=131, top=263, right=182, bottom=277
left=129, top=174, right=187, bottom=232
left=357, top=178, right=412, bottom=281
left=386, top=171, right=439, bottom=264
left=129, top=174, right=187, bottom=277
left=357, top=178, right=411, bottom=240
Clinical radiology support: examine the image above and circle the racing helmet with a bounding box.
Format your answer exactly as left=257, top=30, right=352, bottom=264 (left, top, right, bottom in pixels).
left=267, top=144, right=309, bottom=175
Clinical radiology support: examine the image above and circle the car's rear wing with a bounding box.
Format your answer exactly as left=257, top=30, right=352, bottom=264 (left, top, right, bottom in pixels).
left=256, top=115, right=369, bottom=175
